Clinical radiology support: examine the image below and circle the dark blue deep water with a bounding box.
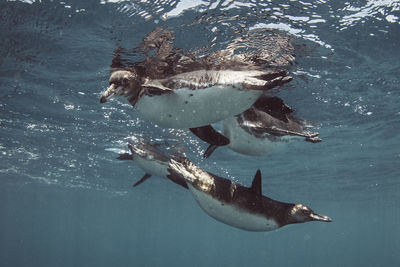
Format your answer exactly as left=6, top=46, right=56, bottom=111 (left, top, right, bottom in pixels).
left=1, top=0, right=400, bottom=266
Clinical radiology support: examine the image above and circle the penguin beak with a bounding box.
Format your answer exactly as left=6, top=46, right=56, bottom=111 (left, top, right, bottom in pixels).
left=310, top=212, right=332, bottom=222
left=100, top=83, right=116, bottom=103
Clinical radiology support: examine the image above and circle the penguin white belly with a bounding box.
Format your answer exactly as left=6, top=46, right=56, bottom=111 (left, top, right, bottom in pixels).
left=133, top=155, right=168, bottom=178
left=222, top=117, right=276, bottom=155
left=135, top=86, right=262, bottom=128
left=188, top=184, right=279, bottom=231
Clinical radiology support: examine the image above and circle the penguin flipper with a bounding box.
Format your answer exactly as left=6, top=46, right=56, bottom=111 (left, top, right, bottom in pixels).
left=203, top=144, right=218, bottom=158
left=167, top=174, right=189, bottom=189
left=144, top=86, right=173, bottom=96
left=189, top=125, right=230, bottom=146
left=133, top=173, right=152, bottom=187
left=142, top=79, right=173, bottom=96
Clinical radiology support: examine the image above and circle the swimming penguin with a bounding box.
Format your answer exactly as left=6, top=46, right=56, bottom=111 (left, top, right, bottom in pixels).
left=167, top=158, right=331, bottom=231
left=117, top=142, right=188, bottom=188
left=193, top=95, right=321, bottom=158
left=100, top=28, right=293, bottom=130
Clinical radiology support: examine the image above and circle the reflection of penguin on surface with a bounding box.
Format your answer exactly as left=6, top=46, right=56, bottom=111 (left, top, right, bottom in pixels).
left=117, top=142, right=187, bottom=189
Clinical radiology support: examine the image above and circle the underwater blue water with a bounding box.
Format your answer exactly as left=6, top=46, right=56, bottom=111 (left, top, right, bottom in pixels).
left=1, top=0, right=400, bottom=266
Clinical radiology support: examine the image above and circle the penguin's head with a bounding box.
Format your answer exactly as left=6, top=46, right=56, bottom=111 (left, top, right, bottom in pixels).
left=290, top=204, right=332, bottom=223
left=100, top=69, right=141, bottom=105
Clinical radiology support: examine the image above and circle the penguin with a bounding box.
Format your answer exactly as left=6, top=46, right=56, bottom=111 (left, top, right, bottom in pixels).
left=193, top=95, right=321, bottom=158
left=100, top=28, right=293, bottom=131
left=167, top=158, right=331, bottom=231
left=117, top=142, right=188, bottom=189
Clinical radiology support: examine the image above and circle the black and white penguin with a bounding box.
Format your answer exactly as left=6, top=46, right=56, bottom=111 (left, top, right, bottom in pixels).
left=117, top=142, right=188, bottom=188
left=167, top=158, right=331, bottom=232
left=100, top=28, right=293, bottom=130
left=193, top=95, right=321, bottom=158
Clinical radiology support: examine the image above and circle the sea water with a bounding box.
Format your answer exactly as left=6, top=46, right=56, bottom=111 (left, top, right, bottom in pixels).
left=0, top=0, right=399, bottom=266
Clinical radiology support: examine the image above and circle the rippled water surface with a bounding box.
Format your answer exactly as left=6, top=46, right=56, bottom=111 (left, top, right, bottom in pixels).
left=1, top=0, right=399, bottom=266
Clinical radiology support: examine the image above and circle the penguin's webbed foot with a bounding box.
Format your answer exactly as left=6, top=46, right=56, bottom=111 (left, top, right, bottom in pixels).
left=304, top=132, right=322, bottom=143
